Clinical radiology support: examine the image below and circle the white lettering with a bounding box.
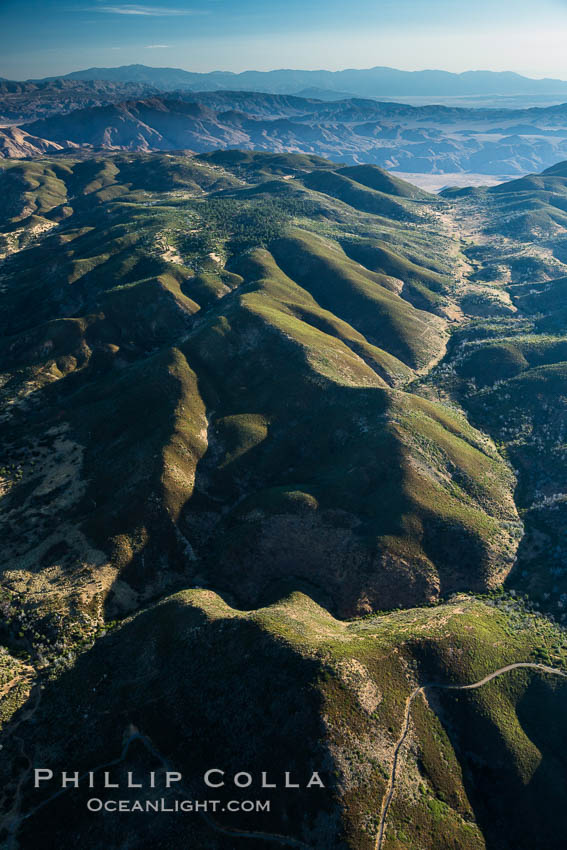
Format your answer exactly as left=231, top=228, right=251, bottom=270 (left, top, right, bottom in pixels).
left=307, top=772, right=325, bottom=788
left=127, top=772, right=142, bottom=789
left=285, top=772, right=299, bottom=788
left=165, top=772, right=181, bottom=788
left=204, top=769, right=224, bottom=788
left=34, top=769, right=53, bottom=787
left=62, top=772, right=79, bottom=788
left=104, top=772, right=118, bottom=788
left=234, top=772, right=252, bottom=788
left=261, top=772, right=276, bottom=788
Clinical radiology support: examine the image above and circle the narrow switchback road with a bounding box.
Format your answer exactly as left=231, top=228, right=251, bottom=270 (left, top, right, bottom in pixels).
left=6, top=663, right=567, bottom=850
left=375, top=662, right=567, bottom=850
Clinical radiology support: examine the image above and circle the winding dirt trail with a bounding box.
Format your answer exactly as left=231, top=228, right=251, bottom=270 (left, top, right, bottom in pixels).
left=375, top=662, right=567, bottom=850
left=5, top=662, right=567, bottom=849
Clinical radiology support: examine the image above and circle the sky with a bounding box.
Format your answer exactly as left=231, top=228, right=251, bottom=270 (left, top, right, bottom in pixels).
left=1, top=0, right=567, bottom=81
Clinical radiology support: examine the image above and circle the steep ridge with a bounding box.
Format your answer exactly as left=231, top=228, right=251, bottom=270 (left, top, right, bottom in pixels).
left=0, top=152, right=520, bottom=630
left=4, top=592, right=567, bottom=849
left=3, top=151, right=567, bottom=850
left=0, top=127, right=78, bottom=158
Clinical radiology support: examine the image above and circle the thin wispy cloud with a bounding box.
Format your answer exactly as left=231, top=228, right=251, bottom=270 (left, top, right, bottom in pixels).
left=93, top=4, right=205, bottom=15
left=145, top=44, right=171, bottom=48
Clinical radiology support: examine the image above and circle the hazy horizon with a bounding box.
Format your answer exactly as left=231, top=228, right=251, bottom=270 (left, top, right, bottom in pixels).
left=1, top=0, right=567, bottom=81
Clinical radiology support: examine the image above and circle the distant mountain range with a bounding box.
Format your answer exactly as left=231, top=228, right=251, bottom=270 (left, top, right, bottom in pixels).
left=32, top=65, right=567, bottom=99
left=4, top=66, right=567, bottom=177
left=4, top=92, right=567, bottom=176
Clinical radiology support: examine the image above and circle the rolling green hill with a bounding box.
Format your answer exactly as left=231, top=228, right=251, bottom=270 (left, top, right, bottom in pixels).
left=336, top=165, right=434, bottom=200
left=2, top=150, right=567, bottom=850
left=300, top=170, right=421, bottom=222
left=5, top=591, right=567, bottom=850
left=0, top=152, right=520, bottom=630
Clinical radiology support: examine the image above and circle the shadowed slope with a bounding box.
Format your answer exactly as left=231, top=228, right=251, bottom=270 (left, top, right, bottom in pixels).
left=4, top=591, right=567, bottom=850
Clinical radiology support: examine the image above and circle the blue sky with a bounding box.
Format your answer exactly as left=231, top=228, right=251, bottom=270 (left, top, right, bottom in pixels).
left=1, top=0, right=567, bottom=80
